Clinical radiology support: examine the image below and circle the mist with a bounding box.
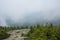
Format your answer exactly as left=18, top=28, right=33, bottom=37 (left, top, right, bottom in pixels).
left=0, top=0, right=60, bottom=26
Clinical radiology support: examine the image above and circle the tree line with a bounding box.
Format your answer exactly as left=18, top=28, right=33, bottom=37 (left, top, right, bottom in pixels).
left=27, top=24, right=60, bottom=40
left=0, top=23, right=60, bottom=40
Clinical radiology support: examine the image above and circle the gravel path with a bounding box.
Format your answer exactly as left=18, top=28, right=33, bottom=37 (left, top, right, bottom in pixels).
left=3, top=29, right=30, bottom=40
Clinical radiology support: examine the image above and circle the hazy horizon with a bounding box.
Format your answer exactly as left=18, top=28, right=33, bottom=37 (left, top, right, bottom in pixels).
left=0, top=0, right=60, bottom=26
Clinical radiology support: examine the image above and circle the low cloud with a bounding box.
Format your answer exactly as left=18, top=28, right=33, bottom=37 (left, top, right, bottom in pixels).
left=0, top=0, right=60, bottom=26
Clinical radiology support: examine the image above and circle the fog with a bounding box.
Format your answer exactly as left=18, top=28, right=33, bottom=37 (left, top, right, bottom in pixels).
left=0, top=0, right=60, bottom=26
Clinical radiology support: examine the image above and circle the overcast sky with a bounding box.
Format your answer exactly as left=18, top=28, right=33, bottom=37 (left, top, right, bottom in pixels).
left=0, top=0, right=60, bottom=26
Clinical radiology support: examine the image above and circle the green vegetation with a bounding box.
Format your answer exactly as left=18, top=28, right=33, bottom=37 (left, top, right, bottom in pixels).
left=0, top=23, right=60, bottom=40
left=0, top=26, right=10, bottom=40
left=27, top=24, right=60, bottom=40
